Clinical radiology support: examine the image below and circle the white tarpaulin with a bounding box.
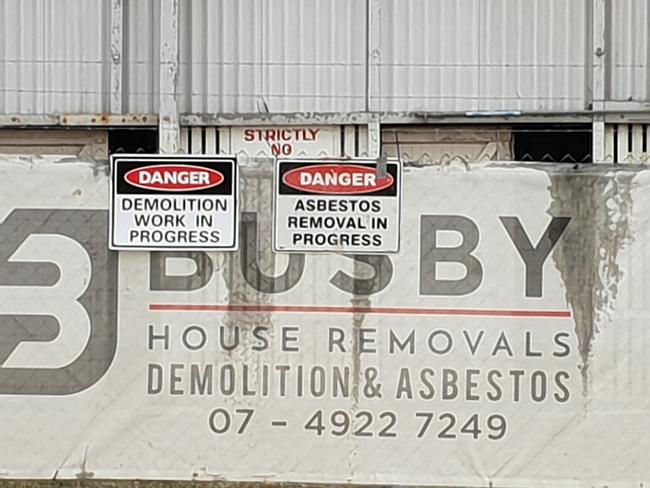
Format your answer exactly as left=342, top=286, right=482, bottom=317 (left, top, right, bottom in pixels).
left=0, top=157, right=648, bottom=487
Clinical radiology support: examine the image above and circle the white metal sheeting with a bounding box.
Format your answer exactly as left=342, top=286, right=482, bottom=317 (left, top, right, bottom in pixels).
left=0, top=0, right=649, bottom=117
left=178, top=0, right=367, bottom=114
left=371, top=0, right=586, bottom=112
left=0, top=0, right=107, bottom=113
left=610, top=0, right=650, bottom=103
left=124, top=0, right=160, bottom=114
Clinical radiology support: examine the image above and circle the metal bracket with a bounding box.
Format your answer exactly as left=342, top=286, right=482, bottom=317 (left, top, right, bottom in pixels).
left=368, top=121, right=380, bottom=159
left=110, top=0, right=123, bottom=114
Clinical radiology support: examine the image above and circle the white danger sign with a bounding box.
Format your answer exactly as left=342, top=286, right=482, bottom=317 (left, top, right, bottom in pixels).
left=110, top=154, right=238, bottom=251
left=274, top=159, right=402, bottom=253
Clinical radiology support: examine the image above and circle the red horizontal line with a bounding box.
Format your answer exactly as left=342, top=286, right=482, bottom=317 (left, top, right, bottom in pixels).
left=149, top=304, right=571, bottom=319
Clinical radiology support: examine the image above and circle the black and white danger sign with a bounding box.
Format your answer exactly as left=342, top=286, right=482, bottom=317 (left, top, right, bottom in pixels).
left=110, top=155, right=238, bottom=251
left=273, top=159, right=401, bottom=253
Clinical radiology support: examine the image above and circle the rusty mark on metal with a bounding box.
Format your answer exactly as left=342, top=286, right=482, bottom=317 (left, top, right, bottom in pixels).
left=56, top=114, right=157, bottom=126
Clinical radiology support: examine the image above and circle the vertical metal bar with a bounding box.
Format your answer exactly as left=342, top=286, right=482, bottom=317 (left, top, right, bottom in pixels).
left=632, top=124, right=643, bottom=163
left=109, top=0, right=123, bottom=114
left=205, top=127, right=217, bottom=154
left=604, top=123, right=615, bottom=163
left=592, top=0, right=607, bottom=163
left=179, top=127, right=189, bottom=153
left=219, top=128, right=231, bottom=154
left=357, top=125, right=369, bottom=157
left=617, top=124, right=630, bottom=163
left=592, top=0, right=607, bottom=105
left=159, top=0, right=180, bottom=153
left=365, top=0, right=371, bottom=112
left=191, top=127, right=203, bottom=154
left=366, top=0, right=381, bottom=113
left=644, top=125, right=650, bottom=164
left=593, top=119, right=606, bottom=163
left=367, top=0, right=382, bottom=159
left=343, top=125, right=356, bottom=157
left=368, top=121, right=380, bottom=159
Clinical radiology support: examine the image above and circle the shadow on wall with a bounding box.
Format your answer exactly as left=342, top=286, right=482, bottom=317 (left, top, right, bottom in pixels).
left=514, top=125, right=592, bottom=163
left=109, top=129, right=158, bottom=155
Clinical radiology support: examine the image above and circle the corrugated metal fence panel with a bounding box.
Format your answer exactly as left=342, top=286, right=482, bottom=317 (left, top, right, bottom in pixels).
left=371, top=0, right=586, bottom=113
left=2, top=0, right=649, bottom=117
left=124, top=0, right=159, bottom=114
left=178, top=0, right=367, bottom=114
left=609, top=0, right=650, bottom=102
left=0, top=0, right=107, bottom=114
left=371, top=0, right=480, bottom=113
left=479, top=0, right=586, bottom=111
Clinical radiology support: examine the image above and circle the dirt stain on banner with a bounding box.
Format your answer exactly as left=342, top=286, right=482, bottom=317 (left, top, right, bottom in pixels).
left=547, top=166, right=635, bottom=393
left=221, top=167, right=276, bottom=384
left=221, top=165, right=306, bottom=389
left=350, top=260, right=370, bottom=404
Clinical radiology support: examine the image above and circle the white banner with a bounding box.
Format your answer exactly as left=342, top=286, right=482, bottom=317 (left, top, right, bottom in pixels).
left=0, top=157, right=648, bottom=487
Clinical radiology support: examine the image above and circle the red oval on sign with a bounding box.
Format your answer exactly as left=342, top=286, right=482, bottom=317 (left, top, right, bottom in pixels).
left=282, top=164, right=394, bottom=195
left=124, top=164, right=224, bottom=192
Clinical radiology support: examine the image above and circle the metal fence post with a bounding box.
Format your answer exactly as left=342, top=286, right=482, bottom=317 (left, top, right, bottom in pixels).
left=592, top=0, right=607, bottom=163
left=159, top=0, right=180, bottom=153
